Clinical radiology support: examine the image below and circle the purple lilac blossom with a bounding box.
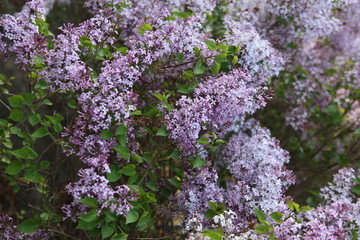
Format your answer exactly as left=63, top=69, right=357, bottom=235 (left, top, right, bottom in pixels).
left=273, top=168, right=360, bottom=240
left=62, top=168, right=138, bottom=221
left=177, top=120, right=295, bottom=237
left=0, top=0, right=47, bottom=69
left=166, top=69, right=268, bottom=155
left=0, top=215, right=50, bottom=240
left=224, top=19, right=286, bottom=84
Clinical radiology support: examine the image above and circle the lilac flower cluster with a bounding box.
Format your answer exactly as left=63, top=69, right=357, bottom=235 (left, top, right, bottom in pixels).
left=224, top=120, right=295, bottom=216
left=177, top=166, right=224, bottom=229
left=62, top=168, right=138, bottom=221
left=224, top=20, right=286, bottom=84
left=0, top=215, right=50, bottom=240
left=0, top=0, right=46, bottom=69
left=177, top=120, right=295, bottom=236
left=166, top=69, right=268, bottom=154
left=222, top=0, right=360, bottom=129
left=272, top=168, right=360, bottom=240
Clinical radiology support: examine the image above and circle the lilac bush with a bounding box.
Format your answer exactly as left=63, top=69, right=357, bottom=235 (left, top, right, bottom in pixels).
left=0, top=0, right=359, bottom=239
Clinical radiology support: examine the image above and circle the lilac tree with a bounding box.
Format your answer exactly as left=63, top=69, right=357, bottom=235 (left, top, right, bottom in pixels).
left=0, top=0, right=359, bottom=239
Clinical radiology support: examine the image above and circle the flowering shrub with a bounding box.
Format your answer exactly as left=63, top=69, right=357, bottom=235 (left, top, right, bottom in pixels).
left=0, top=0, right=359, bottom=239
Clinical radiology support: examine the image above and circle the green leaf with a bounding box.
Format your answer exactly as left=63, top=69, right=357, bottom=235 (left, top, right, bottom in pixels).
left=31, top=126, right=48, bottom=139
left=201, top=228, right=224, bottom=240
left=79, top=36, right=92, bottom=47
left=53, top=122, right=62, bottom=133
left=4, top=141, right=13, bottom=149
left=234, top=44, right=241, bottom=54
left=127, top=173, right=139, bottom=185
left=17, top=219, right=39, bottom=233
left=175, top=53, right=184, bottom=61
left=28, top=113, right=41, bottom=126
left=287, top=200, right=300, bottom=212
left=146, top=180, right=159, bottom=192
left=9, top=108, right=24, bottom=122
left=21, top=93, right=34, bottom=105
left=156, top=126, right=169, bottom=136
left=78, top=197, right=98, bottom=208
left=43, top=99, right=53, bottom=106
left=120, top=164, right=136, bottom=176
left=168, top=177, right=181, bottom=188
left=116, top=125, right=128, bottom=135
left=140, top=23, right=153, bottom=31
left=34, top=80, right=47, bottom=89
left=136, top=211, right=151, bottom=231
left=211, top=62, right=220, bottom=74
left=102, top=224, right=115, bottom=239
left=254, top=207, right=267, bottom=223
left=204, top=209, right=217, bottom=219
left=10, top=147, right=38, bottom=159
left=299, top=206, right=312, bottom=212
left=7, top=95, right=24, bottom=107
left=23, top=167, right=43, bottom=183
left=196, top=137, right=210, bottom=144
left=193, top=157, right=205, bottom=168
left=104, top=210, right=116, bottom=223
left=351, top=184, right=360, bottom=196
left=100, top=129, right=114, bottom=140
left=79, top=209, right=98, bottom=223
left=113, top=146, right=130, bottom=159
left=126, top=209, right=139, bottom=224
left=354, top=128, right=360, bottom=134
left=215, top=139, right=226, bottom=144
left=117, top=134, right=127, bottom=146
left=107, top=165, right=122, bottom=182
left=270, top=212, right=283, bottom=223
left=76, top=219, right=98, bottom=230
left=116, top=47, right=128, bottom=54
left=5, top=160, right=23, bottom=175
left=111, top=233, right=128, bottom=240
left=168, top=150, right=181, bottom=160
left=131, top=154, right=143, bottom=163
left=217, top=43, right=228, bottom=52
left=154, top=93, right=164, bottom=101
left=208, top=202, right=218, bottom=210
left=232, top=55, right=239, bottom=65
left=253, top=223, right=270, bottom=234
left=176, top=83, right=190, bottom=94
left=214, top=53, right=227, bottom=63
left=352, top=229, right=359, bottom=240
left=194, top=60, right=205, bottom=74
left=39, top=160, right=50, bottom=170
left=204, top=40, right=217, bottom=51
left=0, top=119, right=9, bottom=127
left=67, top=99, right=77, bottom=109
left=171, top=10, right=193, bottom=19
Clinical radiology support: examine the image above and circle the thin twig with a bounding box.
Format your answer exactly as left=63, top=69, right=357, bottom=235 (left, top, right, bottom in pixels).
left=0, top=99, right=11, bottom=111
left=47, top=228, right=82, bottom=240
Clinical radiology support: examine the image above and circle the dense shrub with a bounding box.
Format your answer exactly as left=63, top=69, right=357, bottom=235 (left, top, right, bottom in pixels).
left=0, top=0, right=359, bottom=239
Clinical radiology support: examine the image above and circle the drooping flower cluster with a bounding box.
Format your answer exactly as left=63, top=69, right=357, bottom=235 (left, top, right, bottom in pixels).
left=271, top=168, right=360, bottom=239
left=177, top=120, right=295, bottom=237
left=0, top=0, right=46, bottom=68
left=0, top=215, right=50, bottom=240
left=222, top=0, right=360, bottom=130
left=224, top=20, right=286, bottom=84
left=166, top=69, right=268, bottom=154
left=62, top=168, right=138, bottom=221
